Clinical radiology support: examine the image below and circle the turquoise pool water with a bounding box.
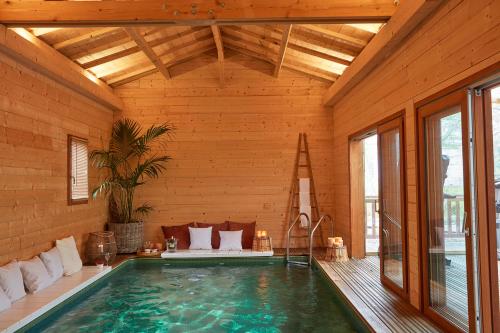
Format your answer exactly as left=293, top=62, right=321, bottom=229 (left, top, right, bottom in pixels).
left=23, top=258, right=368, bottom=333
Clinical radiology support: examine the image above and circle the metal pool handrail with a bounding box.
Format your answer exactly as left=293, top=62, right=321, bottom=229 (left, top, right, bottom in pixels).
left=286, top=213, right=311, bottom=266
left=308, top=214, right=333, bottom=266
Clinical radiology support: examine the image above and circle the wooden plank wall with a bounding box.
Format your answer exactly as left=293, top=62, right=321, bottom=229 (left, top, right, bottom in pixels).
left=331, top=0, right=499, bottom=308
left=114, top=51, right=335, bottom=248
left=0, top=53, right=113, bottom=265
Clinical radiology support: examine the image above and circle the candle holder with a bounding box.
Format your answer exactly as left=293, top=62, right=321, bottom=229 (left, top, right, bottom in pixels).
left=85, top=231, right=117, bottom=265
left=252, top=232, right=272, bottom=252
left=166, top=236, right=178, bottom=253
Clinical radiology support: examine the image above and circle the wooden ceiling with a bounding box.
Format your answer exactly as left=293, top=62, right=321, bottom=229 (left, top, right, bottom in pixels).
left=28, top=23, right=383, bottom=87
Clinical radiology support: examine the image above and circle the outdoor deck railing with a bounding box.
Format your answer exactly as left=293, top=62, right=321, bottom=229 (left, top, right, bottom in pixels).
left=365, top=195, right=465, bottom=239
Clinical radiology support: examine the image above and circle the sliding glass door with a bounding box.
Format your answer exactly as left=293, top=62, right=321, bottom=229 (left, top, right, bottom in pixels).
left=418, top=90, right=475, bottom=333
left=377, top=117, right=407, bottom=295
left=478, top=83, right=500, bottom=332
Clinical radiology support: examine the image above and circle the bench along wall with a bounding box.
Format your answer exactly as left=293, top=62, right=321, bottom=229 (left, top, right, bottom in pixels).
left=330, top=0, right=499, bottom=309
left=0, top=53, right=113, bottom=265
left=114, top=52, right=335, bottom=248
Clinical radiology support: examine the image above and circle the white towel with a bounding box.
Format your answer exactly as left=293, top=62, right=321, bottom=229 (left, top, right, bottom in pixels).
left=300, top=205, right=311, bottom=228
left=299, top=178, right=310, bottom=193
left=299, top=192, right=310, bottom=206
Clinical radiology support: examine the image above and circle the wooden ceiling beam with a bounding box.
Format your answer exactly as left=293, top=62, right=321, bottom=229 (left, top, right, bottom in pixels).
left=70, top=34, right=131, bottom=60
left=156, top=34, right=213, bottom=59
left=125, top=27, right=170, bottom=80
left=323, top=0, right=442, bottom=106
left=82, top=27, right=208, bottom=69
left=224, top=44, right=276, bottom=66
left=0, top=1, right=397, bottom=27
left=225, top=25, right=352, bottom=67
left=299, top=24, right=368, bottom=48
left=109, top=44, right=216, bottom=87
left=53, top=27, right=119, bottom=49
left=273, top=24, right=292, bottom=78
left=210, top=25, right=224, bottom=86
left=30, top=27, right=62, bottom=36
left=283, top=61, right=338, bottom=82
left=287, top=43, right=351, bottom=67
left=222, top=32, right=278, bottom=62
left=259, top=25, right=356, bottom=62
left=225, top=42, right=335, bottom=83
left=290, top=28, right=360, bottom=57
left=0, top=25, right=123, bottom=111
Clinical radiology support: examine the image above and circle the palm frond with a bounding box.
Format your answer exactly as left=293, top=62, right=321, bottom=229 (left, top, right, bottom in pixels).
left=131, top=156, right=171, bottom=184
left=134, top=123, right=174, bottom=156
left=110, top=119, right=142, bottom=159
left=134, top=203, right=154, bottom=216
left=91, top=179, right=116, bottom=199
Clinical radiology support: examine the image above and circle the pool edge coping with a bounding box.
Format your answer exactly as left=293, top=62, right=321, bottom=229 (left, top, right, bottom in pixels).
left=4, top=266, right=112, bottom=333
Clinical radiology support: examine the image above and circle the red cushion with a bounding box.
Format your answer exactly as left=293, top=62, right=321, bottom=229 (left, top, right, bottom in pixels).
left=227, top=221, right=256, bottom=249
left=196, top=222, right=229, bottom=249
left=161, top=223, right=195, bottom=250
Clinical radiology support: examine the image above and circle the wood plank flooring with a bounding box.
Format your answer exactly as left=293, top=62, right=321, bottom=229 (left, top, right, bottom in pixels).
left=317, top=256, right=442, bottom=333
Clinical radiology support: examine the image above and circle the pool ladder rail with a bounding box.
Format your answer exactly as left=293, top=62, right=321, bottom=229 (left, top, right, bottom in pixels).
left=286, top=213, right=334, bottom=266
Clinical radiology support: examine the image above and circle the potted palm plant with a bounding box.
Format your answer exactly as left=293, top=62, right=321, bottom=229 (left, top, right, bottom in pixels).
left=90, top=118, right=173, bottom=253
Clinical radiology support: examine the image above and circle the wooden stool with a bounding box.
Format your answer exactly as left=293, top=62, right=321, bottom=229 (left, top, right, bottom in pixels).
left=325, top=245, right=348, bottom=262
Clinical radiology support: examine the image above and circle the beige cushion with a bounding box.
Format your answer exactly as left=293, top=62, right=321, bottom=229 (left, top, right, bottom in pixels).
left=19, top=256, right=52, bottom=293
left=56, top=236, right=83, bottom=276
left=40, top=247, right=64, bottom=282
left=0, top=261, right=26, bottom=302
left=0, top=287, right=11, bottom=313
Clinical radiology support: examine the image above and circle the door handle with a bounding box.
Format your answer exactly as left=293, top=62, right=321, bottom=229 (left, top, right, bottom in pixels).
left=462, top=211, right=469, bottom=237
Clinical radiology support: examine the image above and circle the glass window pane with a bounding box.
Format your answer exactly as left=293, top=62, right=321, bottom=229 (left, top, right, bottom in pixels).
left=424, top=107, right=468, bottom=331
left=380, top=128, right=403, bottom=287
left=490, top=86, right=500, bottom=308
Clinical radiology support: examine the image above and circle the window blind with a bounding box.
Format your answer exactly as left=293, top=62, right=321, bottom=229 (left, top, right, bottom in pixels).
left=69, top=136, right=88, bottom=203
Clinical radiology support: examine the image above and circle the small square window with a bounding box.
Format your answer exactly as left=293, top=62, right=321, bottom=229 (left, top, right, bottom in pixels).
left=68, top=135, right=88, bottom=205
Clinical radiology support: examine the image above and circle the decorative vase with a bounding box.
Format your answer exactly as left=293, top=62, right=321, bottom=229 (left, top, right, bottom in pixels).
left=86, top=231, right=117, bottom=265
left=108, top=221, right=144, bottom=253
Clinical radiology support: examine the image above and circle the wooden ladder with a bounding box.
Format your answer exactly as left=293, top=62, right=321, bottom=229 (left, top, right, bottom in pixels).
left=285, top=133, right=324, bottom=250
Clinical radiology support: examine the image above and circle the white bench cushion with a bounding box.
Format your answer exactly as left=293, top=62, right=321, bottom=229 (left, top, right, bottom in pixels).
left=0, top=261, right=26, bottom=302
left=0, top=288, right=11, bottom=313
left=19, top=257, right=52, bottom=294
left=56, top=236, right=82, bottom=276
left=219, top=230, right=243, bottom=250
left=40, top=247, right=64, bottom=283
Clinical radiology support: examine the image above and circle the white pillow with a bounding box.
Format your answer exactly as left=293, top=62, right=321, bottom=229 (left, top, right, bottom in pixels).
left=56, top=236, right=83, bottom=276
left=189, top=227, right=213, bottom=250
left=0, top=260, right=26, bottom=302
left=0, top=287, right=11, bottom=313
left=219, top=230, right=243, bottom=250
left=40, top=247, right=64, bottom=282
left=19, top=256, right=52, bottom=293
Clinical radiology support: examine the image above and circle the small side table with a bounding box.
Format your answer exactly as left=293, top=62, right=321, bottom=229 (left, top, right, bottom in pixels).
left=252, top=237, right=273, bottom=252
left=325, top=245, right=348, bottom=262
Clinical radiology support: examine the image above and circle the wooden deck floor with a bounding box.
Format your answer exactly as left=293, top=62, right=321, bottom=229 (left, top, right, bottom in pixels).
left=317, top=256, right=442, bottom=333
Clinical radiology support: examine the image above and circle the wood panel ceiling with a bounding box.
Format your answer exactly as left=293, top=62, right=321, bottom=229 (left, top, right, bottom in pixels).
left=28, top=23, right=383, bottom=87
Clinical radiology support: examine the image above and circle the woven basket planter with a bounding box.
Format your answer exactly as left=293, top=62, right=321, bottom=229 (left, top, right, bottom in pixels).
left=108, top=221, right=144, bottom=254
